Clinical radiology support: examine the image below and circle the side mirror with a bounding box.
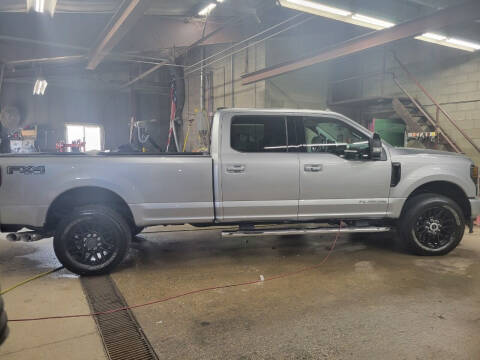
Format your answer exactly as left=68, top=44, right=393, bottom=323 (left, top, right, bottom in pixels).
left=369, top=133, right=382, bottom=160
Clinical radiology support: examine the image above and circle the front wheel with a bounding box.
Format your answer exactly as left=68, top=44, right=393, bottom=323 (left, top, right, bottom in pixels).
left=0, top=293, right=8, bottom=345
left=398, top=193, right=465, bottom=255
left=54, top=205, right=131, bottom=276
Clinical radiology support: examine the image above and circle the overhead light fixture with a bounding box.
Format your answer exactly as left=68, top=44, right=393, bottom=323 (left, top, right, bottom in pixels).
left=27, top=0, right=57, bottom=16
left=278, top=0, right=478, bottom=53
left=420, top=32, right=447, bottom=41
left=446, top=38, right=480, bottom=51
left=282, top=0, right=351, bottom=17
left=35, top=0, right=44, bottom=12
left=279, top=1, right=398, bottom=30
left=33, top=78, right=48, bottom=95
left=415, top=33, right=480, bottom=52
left=351, top=14, right=395, bottom=29
left=198, top=3, right=217, bottom=16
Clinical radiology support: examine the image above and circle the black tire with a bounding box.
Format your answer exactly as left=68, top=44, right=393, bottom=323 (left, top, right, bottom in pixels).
left=398, top=193, right=465, bottom=256
left=53, top=205, right=131, bottom=276
left=190, top=223, right=214, bottom=228
left=132, top=226, right=144, bottom=236
left=0, top=294, right=8, bottom=345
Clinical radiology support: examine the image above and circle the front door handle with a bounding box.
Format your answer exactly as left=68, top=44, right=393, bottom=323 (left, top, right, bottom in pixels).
left=226, top=164, right=245, bottom=173
left=304, top=164, right=322, bottom=172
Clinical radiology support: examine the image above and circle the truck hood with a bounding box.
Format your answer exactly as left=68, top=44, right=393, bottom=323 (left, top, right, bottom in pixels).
left=388, top=147, right=470, bottom=160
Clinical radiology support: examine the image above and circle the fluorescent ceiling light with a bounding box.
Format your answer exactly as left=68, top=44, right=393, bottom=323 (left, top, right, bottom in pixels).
left=198, top=3, right=217, bottom=16
left=33, top=79, right=48, bottom=95
left=35, top=0, right=45, bottom=13
left=351, top=14, right=395, bottom=29
left=28, top=0, right=57, bottom=16
left=284, top=0, right=351, bottom=17
left=278, top=0, right=478, bottom=53
left=415, top=34, right=479, bottom=52
left=421, top=32, right=446, bottom=41
left=216, top=0, right=224, bottom=2
left=446, top=38, right=480, bottom=50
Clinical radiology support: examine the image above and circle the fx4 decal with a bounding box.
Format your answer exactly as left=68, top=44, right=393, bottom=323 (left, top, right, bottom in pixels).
left=7, top=166, right=45, bottom=175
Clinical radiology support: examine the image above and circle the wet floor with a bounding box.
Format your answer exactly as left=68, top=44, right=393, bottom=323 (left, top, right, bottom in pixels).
left=1, top=226, right=480, bottom=359
left=0, top=238, right=104, bottom=360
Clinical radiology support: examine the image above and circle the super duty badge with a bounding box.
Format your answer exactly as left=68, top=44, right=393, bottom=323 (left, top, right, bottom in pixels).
left=7, top=166, right=45, bottom=175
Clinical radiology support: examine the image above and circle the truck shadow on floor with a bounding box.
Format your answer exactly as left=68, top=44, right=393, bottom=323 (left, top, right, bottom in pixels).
left=122, top=231, right=404, bottom=271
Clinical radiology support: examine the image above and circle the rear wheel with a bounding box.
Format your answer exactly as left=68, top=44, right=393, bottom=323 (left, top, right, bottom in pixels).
left=399, top=193, right=465, bottom=255
left=54, top=205, right=131, bottom=276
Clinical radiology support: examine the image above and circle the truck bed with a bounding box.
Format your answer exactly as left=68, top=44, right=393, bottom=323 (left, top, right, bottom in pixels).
left=0, top=151, right=209, bottom=157
left=0, top=153, right=214, bottom=227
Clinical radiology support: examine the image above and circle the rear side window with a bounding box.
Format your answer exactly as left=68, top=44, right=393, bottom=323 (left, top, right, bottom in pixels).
left=231, top=116, right=287, bottom=152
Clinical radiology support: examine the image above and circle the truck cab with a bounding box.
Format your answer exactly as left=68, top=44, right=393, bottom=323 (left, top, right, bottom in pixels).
left=212, top=108, right=390, bottom=222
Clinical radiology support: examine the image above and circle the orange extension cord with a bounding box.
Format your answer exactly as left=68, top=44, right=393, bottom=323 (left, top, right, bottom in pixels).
left=8, top=222, right=342, bottom=323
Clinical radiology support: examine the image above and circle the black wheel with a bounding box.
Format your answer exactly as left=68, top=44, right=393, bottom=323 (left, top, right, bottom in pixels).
left=54, top=205, right=131, bottom=276
left=0, top=294, right=8, bottom=345
left=399, top=193, right=465, bottom=255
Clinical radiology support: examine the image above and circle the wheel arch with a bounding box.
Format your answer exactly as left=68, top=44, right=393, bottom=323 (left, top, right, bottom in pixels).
left=403, top=180, right=470, bottom=220
left=45, top=186, right=135, bottom=232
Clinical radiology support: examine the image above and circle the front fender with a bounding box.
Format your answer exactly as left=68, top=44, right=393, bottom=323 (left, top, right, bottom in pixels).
left=387, top=160, right=475, bottom=219
left=391, top=163, right=475, bottom=199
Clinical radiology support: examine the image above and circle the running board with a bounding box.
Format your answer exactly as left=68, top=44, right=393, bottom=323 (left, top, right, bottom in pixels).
left=222, top=226, right=391, bottom=238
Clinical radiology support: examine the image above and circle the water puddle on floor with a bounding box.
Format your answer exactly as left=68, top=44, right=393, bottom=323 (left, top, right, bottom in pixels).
left=10, top=237, right=79, bottom=279
left=414, top=257, right=474, bottom=276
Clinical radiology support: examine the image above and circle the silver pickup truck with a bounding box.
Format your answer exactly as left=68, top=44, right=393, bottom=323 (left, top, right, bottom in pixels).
left=1, top=108, right=479, bottom=275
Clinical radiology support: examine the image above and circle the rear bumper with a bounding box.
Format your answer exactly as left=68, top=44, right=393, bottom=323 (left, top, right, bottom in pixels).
left=469, top=198, right=480, bottom=219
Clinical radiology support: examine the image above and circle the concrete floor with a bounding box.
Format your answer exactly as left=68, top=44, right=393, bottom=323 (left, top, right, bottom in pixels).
left=1, top=226, right=480, bottom=359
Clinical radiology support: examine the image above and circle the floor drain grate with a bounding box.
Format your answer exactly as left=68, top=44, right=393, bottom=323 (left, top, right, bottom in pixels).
left=81, top=275, right=158, bottom=360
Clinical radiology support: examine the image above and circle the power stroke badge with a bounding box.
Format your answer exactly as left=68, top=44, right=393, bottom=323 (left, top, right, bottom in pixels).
left=7, top=166, right=45, bottom=175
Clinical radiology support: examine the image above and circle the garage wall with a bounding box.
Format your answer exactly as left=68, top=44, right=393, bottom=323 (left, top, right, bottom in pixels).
left=0, top=82, right=130, bottom=151
left=0, top=64, right=173, bottom=152
left=181, top=42, right=266, bottom=152
left=179, top=19, right=356, bottom=152
left=253, top=32, right=480, bottom=163
left=264, top=36, right=330, bottom=110
left=261, top=18, right=367, bottom=110
left=330, top=39, right=480, bottom=163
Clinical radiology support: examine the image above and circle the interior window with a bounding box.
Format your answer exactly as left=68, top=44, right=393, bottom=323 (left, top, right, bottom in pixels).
left=302, top=117, right=369, bottom=159
left=231, top=116, right=287, bottom=152
left=66, top=124, right=103, bottom=152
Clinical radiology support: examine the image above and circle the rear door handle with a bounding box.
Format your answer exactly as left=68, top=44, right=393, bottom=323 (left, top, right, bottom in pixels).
left=304, top=164, right=322, bottom=172
left=226, top=164, right=245, bottom=173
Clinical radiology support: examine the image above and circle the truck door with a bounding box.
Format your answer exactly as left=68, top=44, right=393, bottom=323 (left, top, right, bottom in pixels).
left=219, top=114, right=299, bottom=221
left=296, top=115, right=391, bottom=219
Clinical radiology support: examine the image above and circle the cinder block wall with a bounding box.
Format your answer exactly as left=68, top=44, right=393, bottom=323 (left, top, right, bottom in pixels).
left=262, top=23, right=357, bottom=110
left=337, top=39, right=480, bottom=163
left=181, top=43, right=266, bottom=152
left=181, top=33, right=480, bottom=163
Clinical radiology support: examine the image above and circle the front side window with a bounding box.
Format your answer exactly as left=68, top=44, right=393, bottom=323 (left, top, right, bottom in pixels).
left=231, top=116, right=287, bottom=152
left=302, top=117, right=369, bottom=159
